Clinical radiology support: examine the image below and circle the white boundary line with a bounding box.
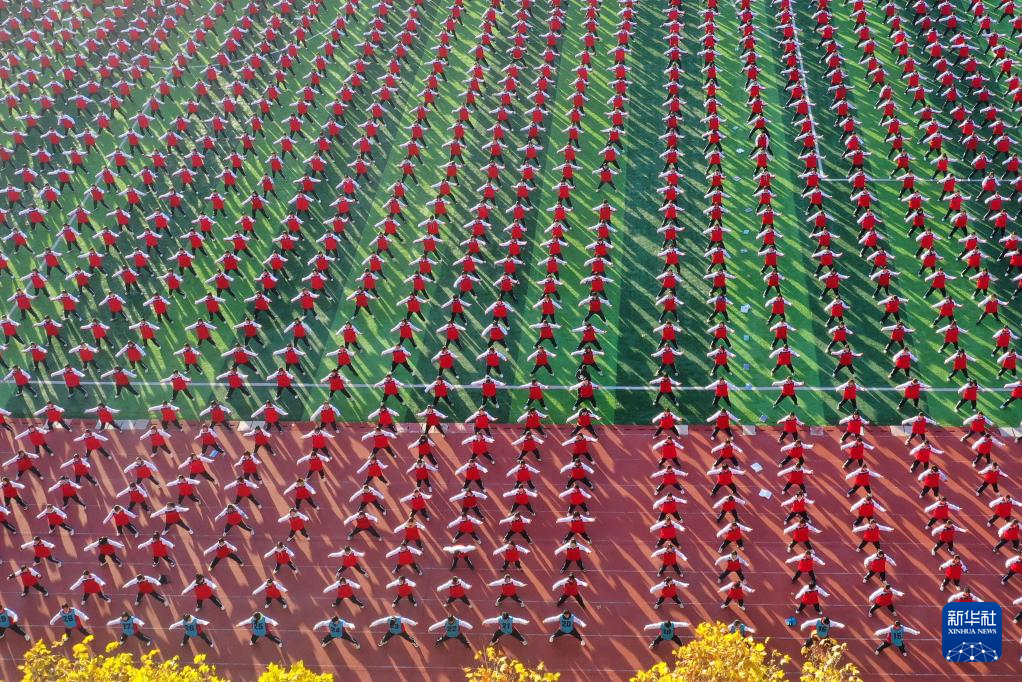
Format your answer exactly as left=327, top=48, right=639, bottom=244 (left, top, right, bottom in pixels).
left=786, top=9, right=826, bottom=179
left=817, top=176, right=986, bottom=184
left=778, top=14, right=993, bottom=188
left=9, top=378, right=1016, bottom=392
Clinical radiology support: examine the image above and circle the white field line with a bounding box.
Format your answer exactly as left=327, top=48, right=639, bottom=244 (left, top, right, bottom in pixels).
left=777, top=16, right=994, bottom=188
left=786, top=11, right=826, bottom=179
left=817, top=176, right=987, bottom=184
left=10, top=378, right=1016, bottom=392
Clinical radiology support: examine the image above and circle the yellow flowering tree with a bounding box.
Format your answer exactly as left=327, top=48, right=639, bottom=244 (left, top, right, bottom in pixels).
left=800, top=638, right=862, bottom=682
left=20, top=638, right=227, bottom=682
left=464, top=646, right=560, bottom=682
left=259, top=662, right=334, bottom=682
left=631, top=622, right=789, bottom=682
left=19, top=638, right=335, bottom=682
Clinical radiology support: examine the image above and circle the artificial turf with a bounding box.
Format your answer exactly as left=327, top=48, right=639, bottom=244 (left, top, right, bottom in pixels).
left=1, top=0, right=1020, bottom=428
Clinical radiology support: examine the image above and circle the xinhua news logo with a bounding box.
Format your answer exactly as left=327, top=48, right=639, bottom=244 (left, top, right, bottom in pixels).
left=942, top=602, right=1002, bottom=663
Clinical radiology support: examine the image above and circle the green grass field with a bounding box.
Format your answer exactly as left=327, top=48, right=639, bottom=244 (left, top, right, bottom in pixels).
left=1, top=0, right=1021, bottom=427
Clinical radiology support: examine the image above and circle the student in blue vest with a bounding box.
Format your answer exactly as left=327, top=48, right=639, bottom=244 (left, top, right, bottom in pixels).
left=728, top=620, right=755, bottom=636
left=315, top=616, right=361, bottom=649
left=48, top=603, right=89, bottom=639
left=543, top=610, right=587, bottom=646
left=239, top=612, right=282, bottom=647
left=874, top=621, right=920, bottom=657
left=483, top=612, right=529, bottom=645
left=644, top=620, right=688, bottom=649
left=429, top=615, right=472, bottom=648
left=107, top=611, right=152, bottom=646
left=169, top=614, right=215, bottom=649
left=799, top=617, right=845, bottom=649
left=0, top=604, right=29, bottom=640
left=371, top=615, right=420, bottom=649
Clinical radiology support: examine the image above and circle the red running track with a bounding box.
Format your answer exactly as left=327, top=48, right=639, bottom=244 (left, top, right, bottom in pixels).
left=0, top=421, right=1020, bottom=680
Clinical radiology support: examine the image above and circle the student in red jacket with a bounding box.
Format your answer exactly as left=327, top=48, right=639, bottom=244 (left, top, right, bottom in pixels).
left=387, top=541, right=424, bottom=576
left=224, top=477, right=263, bottom=509
left=719, top=580, right=754, bottom=611
left=85, top=537, right=124, bottom=568
left=21, top=536, right=61, bottom=566
left=104, top=505, right=139, bottom=537
left=345, top=509, right=381, bottom=541
left=254, top=579, right=289, bottom=610
left=280, top=509, right=311, bottom=541
left=285, top=477, right=318, bottom=510
left=8, top=566, right=47, bottom=597
left=37, top=504, right=74, bottom=536
left=216, top=504, right=253, bottom=535
left=49, top=476, right=85, bottom=508
left=139, top=532, right=177, bottom=571
left=265, top=542, right=297, bottom=574
left=0, top=504, right=17, bottom=535
left=554, top=573, right=588, bottom=609
left=299, top=450, right=333, bottom=481
left=5, top=451, right=42, bottom=480
left=1, top=477, right=26, bottom=511
left=205, top=537, right=244, bottom=571
left=235, top=451, right=264, bottom=483
left=125, top=574, right=169, bottom=606
left=152, top=505, right=192, bottom=535
left=183, top=574, right=224, bottom=611
left=977, top=462, right=1008, bottom=496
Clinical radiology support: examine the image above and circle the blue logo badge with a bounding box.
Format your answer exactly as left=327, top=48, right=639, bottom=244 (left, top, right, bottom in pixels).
left=942, top=602, right=1001, bottom=663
